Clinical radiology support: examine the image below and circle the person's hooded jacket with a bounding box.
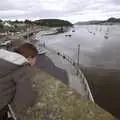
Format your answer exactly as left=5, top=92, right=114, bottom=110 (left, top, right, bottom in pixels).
left=0, top=49, right=36, bottom=111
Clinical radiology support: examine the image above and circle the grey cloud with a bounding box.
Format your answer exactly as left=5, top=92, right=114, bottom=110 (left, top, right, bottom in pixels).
left=0, top=10, right=26, bottom=20
left=0, top=0, right=120, bottom=22
left=0, top=0, right=15, bottom=10
left=28, top=10, right=64, bottom=18
left=110, top=0, right=120, bottom=5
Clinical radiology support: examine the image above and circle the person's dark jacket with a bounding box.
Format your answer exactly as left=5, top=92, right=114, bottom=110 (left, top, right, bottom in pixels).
left=0, top=49, right=36, bottom=111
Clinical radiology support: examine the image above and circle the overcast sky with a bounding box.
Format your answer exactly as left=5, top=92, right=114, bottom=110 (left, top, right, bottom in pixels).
left=0, top=0, right=120, bottom=23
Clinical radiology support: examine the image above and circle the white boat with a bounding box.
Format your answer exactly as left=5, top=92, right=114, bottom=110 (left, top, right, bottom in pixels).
left=0, top=40, right=12, bottom=46
left=37, top=47, right=47, bottom=55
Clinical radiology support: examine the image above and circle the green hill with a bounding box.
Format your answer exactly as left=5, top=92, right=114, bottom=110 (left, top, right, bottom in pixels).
left=34, top=19, right=73, bottom=27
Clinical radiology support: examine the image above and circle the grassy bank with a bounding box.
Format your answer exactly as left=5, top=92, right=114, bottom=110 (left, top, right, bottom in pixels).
left=10, top=67, right=116, bottom=120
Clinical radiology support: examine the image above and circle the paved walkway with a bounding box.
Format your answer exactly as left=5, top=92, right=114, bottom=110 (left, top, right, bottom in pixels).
left=35, top=54, right=69, bottom=85
left=46, top=50, right=88, bottom=98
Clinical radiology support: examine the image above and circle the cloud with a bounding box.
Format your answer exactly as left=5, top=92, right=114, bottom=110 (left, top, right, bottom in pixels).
left=0, top=10, right=26, bottom=20
left=0, top=0, right=15, bottom=11
left=0, top=0, right=120, bottom=23
left=110, top=0, right=120, bottom=5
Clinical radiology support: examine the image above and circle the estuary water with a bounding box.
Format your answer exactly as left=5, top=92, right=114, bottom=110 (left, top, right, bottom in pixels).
left=37, top=24, right=120, bottom=118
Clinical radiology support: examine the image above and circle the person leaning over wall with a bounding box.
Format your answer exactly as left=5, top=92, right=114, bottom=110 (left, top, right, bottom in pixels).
left=0, top=42, right=38, bottom=120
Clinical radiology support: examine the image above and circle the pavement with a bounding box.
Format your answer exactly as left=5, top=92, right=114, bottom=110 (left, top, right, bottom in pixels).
left=35, top=54, right=69, bottom=85
left=35, top=50, right=89, bottom=98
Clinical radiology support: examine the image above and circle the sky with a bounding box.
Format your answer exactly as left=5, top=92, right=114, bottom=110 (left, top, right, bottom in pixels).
left=0, top=0, right=120, bottom=23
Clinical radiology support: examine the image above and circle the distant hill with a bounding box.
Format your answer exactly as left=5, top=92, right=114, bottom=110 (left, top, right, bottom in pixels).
left=106, top=17, right=120, bottom=22
left=75, top=17, right=120, bottom=25
left=33, top=19, right=73, bottom=27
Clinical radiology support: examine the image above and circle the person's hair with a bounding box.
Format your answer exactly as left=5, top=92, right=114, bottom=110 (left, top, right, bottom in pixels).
left=14, top=42, right=38, bottom=58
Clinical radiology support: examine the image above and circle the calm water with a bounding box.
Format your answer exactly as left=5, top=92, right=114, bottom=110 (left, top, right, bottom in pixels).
left=37, top=24, right=120, bottom=118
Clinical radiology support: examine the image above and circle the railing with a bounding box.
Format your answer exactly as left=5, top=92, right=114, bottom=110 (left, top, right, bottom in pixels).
left=77, top=69, right=94, bottom=102
left=39, top=43, right=94, bottom=102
